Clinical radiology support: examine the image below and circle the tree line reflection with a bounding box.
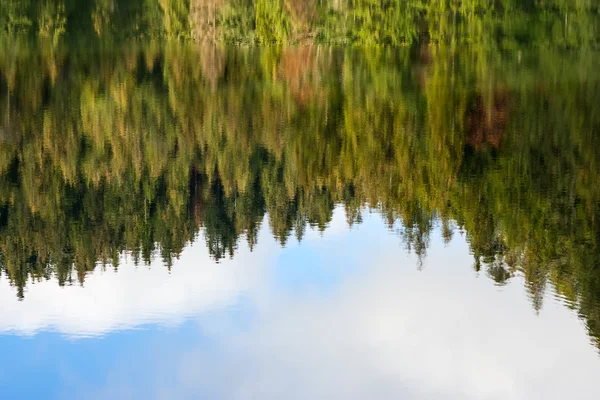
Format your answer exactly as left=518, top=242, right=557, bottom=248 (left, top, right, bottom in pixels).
left=1, top=43, right=599, bottom=349
left=1, top=0, right=599, bottom=48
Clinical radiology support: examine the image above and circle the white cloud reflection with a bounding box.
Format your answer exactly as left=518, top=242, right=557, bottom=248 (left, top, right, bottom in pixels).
left=170, top=233, right=600, bottom=400
left=0, top=231, right=274, bottom=338
left=2, top=208, right=600, bottom=399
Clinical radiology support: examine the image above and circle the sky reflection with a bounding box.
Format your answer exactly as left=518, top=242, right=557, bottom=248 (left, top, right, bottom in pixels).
left=1, top=209, right=599, bottom=400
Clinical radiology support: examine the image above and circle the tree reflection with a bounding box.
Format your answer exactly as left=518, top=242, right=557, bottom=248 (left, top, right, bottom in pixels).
left=1, top=38, right=600, bottom=348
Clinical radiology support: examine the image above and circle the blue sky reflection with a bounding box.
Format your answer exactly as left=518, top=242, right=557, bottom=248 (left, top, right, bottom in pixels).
left=1, top=208, right=599, bottom=400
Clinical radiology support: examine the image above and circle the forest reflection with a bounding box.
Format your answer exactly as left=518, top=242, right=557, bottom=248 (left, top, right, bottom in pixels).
left=1, top=0, right=599, bottom=47
left=0, top=42, right=599, bottom=351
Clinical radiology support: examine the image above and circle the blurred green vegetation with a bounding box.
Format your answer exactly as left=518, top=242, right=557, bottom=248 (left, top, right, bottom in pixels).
left=0, top=42, right=599, bottom=350
left=1, top=0, right=599, bottom=47
left=1, top=0, right=600, bottom=350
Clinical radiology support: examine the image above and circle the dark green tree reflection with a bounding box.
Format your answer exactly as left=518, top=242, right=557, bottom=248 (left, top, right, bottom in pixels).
left=1, top=0, right=599, bottom=47
left=1, top=41, right=600, bottom=349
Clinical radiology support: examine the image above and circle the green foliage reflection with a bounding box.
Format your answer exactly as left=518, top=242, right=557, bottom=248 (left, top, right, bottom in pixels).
left=1, top=0, right=599, bottom=47
left=1, top=43, right=600, bottom=350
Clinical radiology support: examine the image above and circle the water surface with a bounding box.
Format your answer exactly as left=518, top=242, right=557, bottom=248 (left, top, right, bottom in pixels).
left=2, top=210, right=600, bottom=399
left=1, top=16, right=600, bottom=398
